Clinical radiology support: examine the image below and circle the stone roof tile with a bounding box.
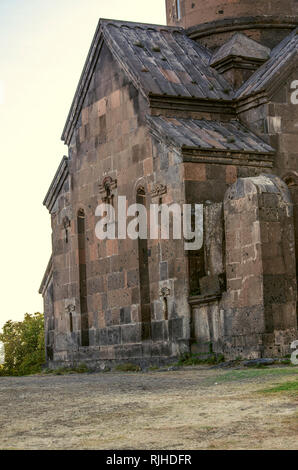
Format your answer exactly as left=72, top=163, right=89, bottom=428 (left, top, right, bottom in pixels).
left=147, top=116, right=275, bottom=154
left=210, top=33, right=271, bottom=66
left=101, top=19, right=233, bottom=100
left=236, top=28, right=298, bottom=98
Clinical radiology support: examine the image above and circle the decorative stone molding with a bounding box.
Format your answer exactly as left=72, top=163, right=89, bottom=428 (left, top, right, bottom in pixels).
left=39, top=256, right=53, bottom=295
left=99, top=176, right=117, bottom=203
left=62, top=216, right=71, bottom=243
left=63, top=216, right=71, bottom=229
left=99, top=176, right=117, bottom=194
left=151, top=183, right=167, bottom=199
left=43, top=156, right=69, bottom=214
left=188, top=293, right=221, bottom=306
left=136, top=185, right=146, bottom=196
left=65, top=304, right=75, bottom=313
left=283, top=172, right=298, bottom=189
left=160, top=287, right=171, bottom=298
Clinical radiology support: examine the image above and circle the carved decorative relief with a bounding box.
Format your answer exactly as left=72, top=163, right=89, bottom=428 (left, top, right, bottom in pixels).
left=99, top=176, right=117, bottom=203
left=63, top=216, right=71, bottom=229
left=151, top=183, right=167, bottom=198
left=65, top=304, right=75, bottom=313
left=283, top=172, right=298, bottom=188
left=62, top=216, right=71, bottom=243
left=160, top=287, right=171, bottom=298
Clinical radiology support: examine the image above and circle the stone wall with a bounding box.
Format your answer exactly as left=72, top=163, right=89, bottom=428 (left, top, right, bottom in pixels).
left=42, top=12, right=298, bottom=366
left=166, top=0, right=298, bottom=50
left=190, top=174, right=297, bottom=359
left=167, top=0, right=298, bottom=29
left=43, top=276, right=55, bottom=362
left=239, top=67, right=298, bottom=283
left=48, top=44, right=191, bottom=367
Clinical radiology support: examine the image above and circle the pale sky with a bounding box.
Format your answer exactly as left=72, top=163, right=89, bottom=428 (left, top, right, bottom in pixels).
left=0, top=0, right=166, bottom=330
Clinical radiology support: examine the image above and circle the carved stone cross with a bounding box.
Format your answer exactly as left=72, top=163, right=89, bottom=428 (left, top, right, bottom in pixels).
left=63, top=216, right=71, bottom=243
left=99, top=176, right=117, bottom=205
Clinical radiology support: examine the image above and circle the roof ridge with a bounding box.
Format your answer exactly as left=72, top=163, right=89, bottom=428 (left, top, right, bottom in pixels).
left=99, top=18, right=183, bottom=32
left=235, top=27, right=298, bottom=99
left=62, top=18, right=235, bottom=144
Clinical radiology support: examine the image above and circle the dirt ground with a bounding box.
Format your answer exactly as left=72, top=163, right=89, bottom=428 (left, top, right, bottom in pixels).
left=0, top=366, right=297, bottom=450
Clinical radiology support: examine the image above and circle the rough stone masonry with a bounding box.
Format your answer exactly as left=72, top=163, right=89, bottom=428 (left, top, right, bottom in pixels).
left=40, top=0, right=298, bottom=367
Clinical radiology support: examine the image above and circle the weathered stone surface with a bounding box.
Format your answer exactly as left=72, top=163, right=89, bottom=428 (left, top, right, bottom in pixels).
left=40, top=3, right=298, bottom=368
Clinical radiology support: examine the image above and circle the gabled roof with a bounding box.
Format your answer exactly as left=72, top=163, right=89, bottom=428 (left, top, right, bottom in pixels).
left=62, top=19, right=233, bottom=144
left=43, top=156, right=69, bottom=213
left=102, top=19, right=232, bottom=99
left=236, top=28, right=298, bottom=99
left=210, top=33, right=270, bottom=67
left=147, top=116, right=275, bottom=154
left=39, top=256, right=53, bottom=295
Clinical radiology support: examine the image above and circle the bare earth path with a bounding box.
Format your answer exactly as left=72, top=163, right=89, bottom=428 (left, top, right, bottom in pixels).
left=0, top=366, right=297, bottom=450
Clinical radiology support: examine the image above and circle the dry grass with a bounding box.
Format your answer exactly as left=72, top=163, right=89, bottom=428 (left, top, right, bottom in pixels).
left=0, top=366, right=297, bottom=450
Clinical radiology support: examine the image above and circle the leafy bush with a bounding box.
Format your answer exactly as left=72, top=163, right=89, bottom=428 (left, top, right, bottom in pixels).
left=0, top=313, right=45, bottom=376
left=0, top=342, right=4, bottom=365
left=177, top=352, right=225, bottom=366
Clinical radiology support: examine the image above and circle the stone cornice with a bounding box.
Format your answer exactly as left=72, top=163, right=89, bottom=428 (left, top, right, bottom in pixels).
left=182, top=148, right=275, bottom=168
left=187, top=15, right=298, bottom=41
left=235, top=91, right=268, bottom=114
left=236, top=55, right=298, bottom=112
left=39, top=256, right=53, bottom=295
left=149, top=94, right=236, bottom=116
left=43, top=156, right=69, bottom=213
left=211, top=56, right=266, bottom=74
left=149, top=92, right=281, bottom=118
left=188, top=293, right=221, bottom=306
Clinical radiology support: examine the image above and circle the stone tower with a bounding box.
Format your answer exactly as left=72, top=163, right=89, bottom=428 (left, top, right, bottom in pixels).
left=166, top=0, right=298, bottom=49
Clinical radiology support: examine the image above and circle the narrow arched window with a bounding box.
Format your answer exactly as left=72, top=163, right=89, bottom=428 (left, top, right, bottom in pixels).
left=136, top=187, right=151, bottom=340
left=69, top=312, right=73, bottom=333
left=77, top=209, right=89, bottom=347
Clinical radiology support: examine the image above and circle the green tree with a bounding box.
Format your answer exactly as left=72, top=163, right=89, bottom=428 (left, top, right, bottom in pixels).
left=0, top=313, right=45, bottom=376
left=0, top=341, right=4, bottom=364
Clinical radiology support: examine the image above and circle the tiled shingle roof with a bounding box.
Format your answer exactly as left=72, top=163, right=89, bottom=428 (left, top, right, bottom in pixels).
left=43, top=156, right=69, bottom=212
left=236, top=28, right=298, bottom=99
left=210, top=33, right=270, bottom=67
left=101, top=19, right=233, bottom=100
left=147, top=116, right=275, bottom=153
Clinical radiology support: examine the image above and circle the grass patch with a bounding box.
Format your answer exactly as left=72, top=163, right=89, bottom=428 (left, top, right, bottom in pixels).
left=209, top=367, right=298, bottom=386
left=260, top=379, right=298, bottom=394
left=115, top=363, right=141, bottom=372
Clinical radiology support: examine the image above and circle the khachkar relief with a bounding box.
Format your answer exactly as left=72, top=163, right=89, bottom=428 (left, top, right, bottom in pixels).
left=150, top=183, right=167, bottom=199
left=160, top=286, right=171, bottom=298
left=99, top=176, right=117, bottom=204
left=160, top=287, right=170, bottom=320
left=65, top=304, right=75, bottom=314
left=63, top=216, right=71, bottom=243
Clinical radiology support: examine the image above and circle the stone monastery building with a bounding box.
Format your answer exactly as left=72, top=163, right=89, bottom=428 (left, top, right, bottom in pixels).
left=40, top=0, right=298, bottom=367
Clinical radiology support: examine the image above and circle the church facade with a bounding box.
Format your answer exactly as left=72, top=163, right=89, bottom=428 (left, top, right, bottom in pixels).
left=40, top=0, right=298, bottom=367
